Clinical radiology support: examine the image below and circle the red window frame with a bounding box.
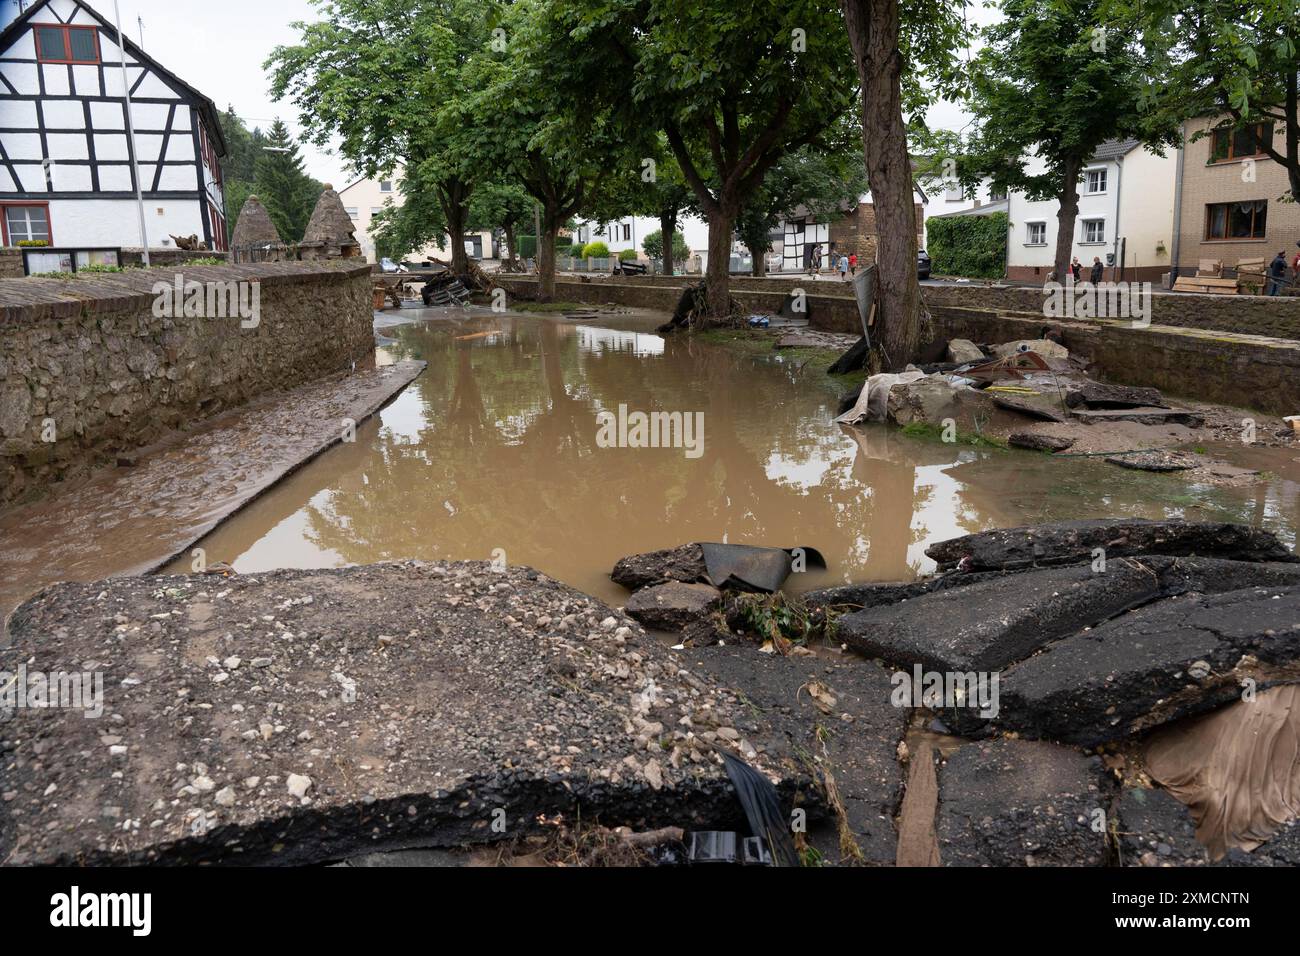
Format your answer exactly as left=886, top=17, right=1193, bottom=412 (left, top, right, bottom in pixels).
left=34, top=25, right=101, bottom=64
left=0, top=201, right=54, bottom=245
left=208, top=200, right=227, bottom=252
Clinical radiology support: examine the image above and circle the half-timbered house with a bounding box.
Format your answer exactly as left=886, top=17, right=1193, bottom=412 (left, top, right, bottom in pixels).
left=0, top=0, right=227, bottom=270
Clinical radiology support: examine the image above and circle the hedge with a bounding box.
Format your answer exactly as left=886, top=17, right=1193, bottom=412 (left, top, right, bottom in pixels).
left=925, top=211, right=1008, bottom=279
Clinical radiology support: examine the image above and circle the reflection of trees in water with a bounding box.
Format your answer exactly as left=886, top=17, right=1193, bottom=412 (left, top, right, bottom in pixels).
left=297, top=319, right=949, bottom=581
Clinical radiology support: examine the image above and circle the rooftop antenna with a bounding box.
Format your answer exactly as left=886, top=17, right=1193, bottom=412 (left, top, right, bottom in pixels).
left=137, top=15, right=144, bottom=49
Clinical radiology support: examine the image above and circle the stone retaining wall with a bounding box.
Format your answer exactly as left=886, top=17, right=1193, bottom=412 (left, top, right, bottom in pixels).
left=0, top=260, right=374, bottom=506
left=515, top=274, right=1300, bottom=339
left=497, top=276, right=1300, bottom=415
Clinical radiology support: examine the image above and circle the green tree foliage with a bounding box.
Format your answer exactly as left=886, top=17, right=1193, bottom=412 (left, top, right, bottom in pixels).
left=961, top=0, right=1178, bottom=279
left=641, top=229, right=690, bottom=263
left=267, top=0, right=498, bottom=272
left=925, top=212, right=1009, bottom=278
left=254, top=119, right=323, bottom=243
left=536, top=0, right=860, bottom=316
left=1107, top=0, right=1300, bottom=201
left=468, top=180, right=535, bottom=264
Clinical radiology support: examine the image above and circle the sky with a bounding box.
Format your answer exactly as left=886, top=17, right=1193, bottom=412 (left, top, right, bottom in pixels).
left=69, top=0, right=997, bottom=187
left=84, top=0, right=350, bottom=184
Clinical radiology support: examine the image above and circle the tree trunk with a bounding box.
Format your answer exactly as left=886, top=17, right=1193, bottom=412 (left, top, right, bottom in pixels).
left=1053, top=157, right=1081, bottom=282
left=705, top=206, right=735, bottom=317
left=538, top=209, right=559, bottom=302
left=842, top=0, right=925, bottom=372
left=446, top=197, right=470, bottom=275
left=504, top=221, right=518, bottom=266
left=750, top=244, right=767, bottom=277
left=659, top=208, right=677, bottom=276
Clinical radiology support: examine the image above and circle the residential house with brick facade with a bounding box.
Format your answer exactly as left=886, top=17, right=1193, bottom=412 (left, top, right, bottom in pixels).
left=1172, top=115, right=1299, bottom=278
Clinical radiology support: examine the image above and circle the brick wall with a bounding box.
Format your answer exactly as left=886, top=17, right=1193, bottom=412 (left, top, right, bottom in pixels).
left=0, top=261, right=374, bottom=506
left=1177, top=116, right=1300, bottom=274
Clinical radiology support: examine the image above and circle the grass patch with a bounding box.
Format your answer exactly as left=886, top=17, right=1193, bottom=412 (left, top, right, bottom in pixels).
left=508, top=300, right=589, bottom=313
left=899, top=420, right=1007, bottom=448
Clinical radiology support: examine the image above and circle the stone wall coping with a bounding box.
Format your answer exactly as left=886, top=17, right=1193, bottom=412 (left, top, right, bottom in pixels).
left=0, top=260, right=372, bottom=327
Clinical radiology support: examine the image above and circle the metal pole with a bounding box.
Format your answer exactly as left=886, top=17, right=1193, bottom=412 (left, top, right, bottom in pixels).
left=114, top=0, right=150, bottom=266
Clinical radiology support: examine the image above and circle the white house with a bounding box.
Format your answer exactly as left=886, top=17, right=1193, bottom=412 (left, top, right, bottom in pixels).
left=1006, top=139, right=1177, bottom=282
left=338, top=168, right=493, bottom=264
left=572, top=213, right=711, bottom=260
left=0, top=0, right=228, bottom=269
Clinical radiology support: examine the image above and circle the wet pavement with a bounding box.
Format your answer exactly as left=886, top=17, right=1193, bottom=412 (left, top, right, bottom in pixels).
left=0, top=361, right=424, bottom=622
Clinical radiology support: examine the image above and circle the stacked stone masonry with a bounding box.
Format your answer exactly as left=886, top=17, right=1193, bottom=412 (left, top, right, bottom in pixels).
left=0, top=261, right=375, bottom=506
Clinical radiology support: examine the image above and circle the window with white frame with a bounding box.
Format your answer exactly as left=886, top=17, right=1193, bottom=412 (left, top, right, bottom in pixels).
left=4, top=205, right=50, bottom=244
left=380, top=180, right=393, bottom=193
left=1026, top=221, right=1046, bottom=245
left=345, top=207, right=359, bottom=219
left=1081, top=219, right=1105, bottom=243
left=1085, top=169, right=1107, bottom=194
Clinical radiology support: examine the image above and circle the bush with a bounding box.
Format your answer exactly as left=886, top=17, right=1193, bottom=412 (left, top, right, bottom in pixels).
left=641, top=229, right=690, bottom=262
left=568, top=243, right=585, bottom=257
left=618, top=248, right=639, bottom=261
left=581, top=241, right=609, bottom=259
left=925, top=212, right=1008, bottom=279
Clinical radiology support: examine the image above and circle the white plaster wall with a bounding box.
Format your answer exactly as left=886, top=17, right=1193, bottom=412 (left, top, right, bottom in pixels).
left=47, top=197, right=205, bottom=247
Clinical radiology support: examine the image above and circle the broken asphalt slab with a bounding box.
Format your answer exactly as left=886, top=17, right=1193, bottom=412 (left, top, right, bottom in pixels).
left=926, top=519, right=1298, bottom=572
left=836, top=562, right=1173, bottom=673
left=835, top=556, right=1300, bottom=675
left=0, top=563, right=831, bottom=866
left=936, top=738, right=1110, bottom=867
left=996, top=584, right=1300, bottom=746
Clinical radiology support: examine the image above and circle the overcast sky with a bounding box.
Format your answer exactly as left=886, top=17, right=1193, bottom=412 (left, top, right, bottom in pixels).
left=92, top=0, right=996, bottom=186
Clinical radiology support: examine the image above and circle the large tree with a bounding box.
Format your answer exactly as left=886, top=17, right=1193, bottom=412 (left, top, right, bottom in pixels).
left=464, top=4, right=621, bottom=300
left=540, top=0, right=860, bottom=316
left=962, top=0, right=1178, bottom=282
left=841, top=0, right=966, bottom=371
left=266, top=0, right=496, bottom=272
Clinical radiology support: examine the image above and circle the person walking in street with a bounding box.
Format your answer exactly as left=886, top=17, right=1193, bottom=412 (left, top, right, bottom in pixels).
left=809, top=244, right=822, bottom=276
left=1268, top=250, right=1287, bottom=295
left=849, top=252, right=858, bottom=276
left=838, top=254, right=849, bottom=280
left=1090, top=256, right=1104, bottom=285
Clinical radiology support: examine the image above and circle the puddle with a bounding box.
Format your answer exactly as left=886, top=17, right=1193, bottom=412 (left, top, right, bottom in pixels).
left=162, top=308, right=1300, bottom=606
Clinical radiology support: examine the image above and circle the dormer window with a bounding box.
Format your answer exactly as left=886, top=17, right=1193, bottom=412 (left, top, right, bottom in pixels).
left=35, top=25, right=101, bottom=64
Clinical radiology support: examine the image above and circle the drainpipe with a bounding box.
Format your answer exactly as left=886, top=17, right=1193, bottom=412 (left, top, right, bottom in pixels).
left=1111, top=155, right=1123, bottom=282
left=1171, top=127, right=1186, bottom=283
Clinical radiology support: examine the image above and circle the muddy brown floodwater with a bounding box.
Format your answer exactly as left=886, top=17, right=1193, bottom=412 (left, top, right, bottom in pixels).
left=165, top=307, right=1300, bottom=606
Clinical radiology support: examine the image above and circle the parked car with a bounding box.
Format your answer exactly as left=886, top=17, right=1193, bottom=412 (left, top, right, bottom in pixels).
left=917, top=249, right=932, bottom=280
left=380, top=257, right=400, bottom=273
